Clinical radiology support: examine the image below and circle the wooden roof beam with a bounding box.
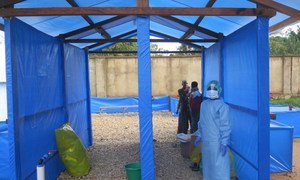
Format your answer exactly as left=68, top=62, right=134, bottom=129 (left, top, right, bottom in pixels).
left=161, top=15, right=220, bottom=39
left=249, top=0, right=300, bottom=18
left=0, top=0, right=23, bottom=8
left=66, top=0, right=111, bottom=39
left=137, top=0, right=149, bottom=7
left=86, top=29, right=137, bottom=50
left=65, top=38, right=218, bottom=43
left=57, top=15, right=125, bottom=39
left=181, top=0, right=217, bottom=39
left=0, top=7, right=276, bottom=17
left=269, top=17, right=300, bottom=32
left=150, top=30, right=204, bottom=50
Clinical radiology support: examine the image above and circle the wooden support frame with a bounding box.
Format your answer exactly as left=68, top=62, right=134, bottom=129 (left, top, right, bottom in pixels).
left=150, top=30, right=204, bottom=50
left=65, top=38, right=218, bottom=43
left=0, top=7, right=276, bottom=17
left=269, top=17, right=300, bottom=32
left=137, top=0, right=149, bottom=7
left=57, top=15, right=125, bottom=39
left=249, top=0, right=300, bottom=18
left=181, top=0, right=217, bottom=39
left=66, top=0, right=111, bottom=39
left=86, top=30, right=137, bottom=50
left=160, top=15, right=220, bottom=39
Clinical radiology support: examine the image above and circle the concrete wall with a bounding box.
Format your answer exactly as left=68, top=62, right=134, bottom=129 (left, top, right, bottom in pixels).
left=89, top=54, right=201, bottom=97
left=270, top=56, right=300, bottom=96
left=89, top=54, right=300, bottom=97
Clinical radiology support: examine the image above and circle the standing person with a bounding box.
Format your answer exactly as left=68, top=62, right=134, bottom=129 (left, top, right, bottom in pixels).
left=176, top=80, right=191, bottom=134
left=195, top=80, right=231, bottom=180
left=189, top=81, right=202, bottom=134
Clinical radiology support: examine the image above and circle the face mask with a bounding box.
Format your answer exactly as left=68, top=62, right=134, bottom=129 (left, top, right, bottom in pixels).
left=207, top=90, right=219, bottom=99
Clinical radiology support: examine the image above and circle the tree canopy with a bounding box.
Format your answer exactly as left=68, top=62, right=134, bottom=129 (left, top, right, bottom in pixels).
left=270, top=27, right=300, bottom=56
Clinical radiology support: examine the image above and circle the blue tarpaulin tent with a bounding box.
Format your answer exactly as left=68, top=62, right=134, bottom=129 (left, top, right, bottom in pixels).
left=0, top=0, right=299, bottom=180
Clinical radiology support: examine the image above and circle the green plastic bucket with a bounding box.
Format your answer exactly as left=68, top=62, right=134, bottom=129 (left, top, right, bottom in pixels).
left=125, top=162, right=141, bottom=180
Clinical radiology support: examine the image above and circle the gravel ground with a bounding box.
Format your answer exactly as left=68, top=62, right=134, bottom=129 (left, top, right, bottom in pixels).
left=59, top=111, right=201, bottom=180
left=58, top=112, right=300, bottom=180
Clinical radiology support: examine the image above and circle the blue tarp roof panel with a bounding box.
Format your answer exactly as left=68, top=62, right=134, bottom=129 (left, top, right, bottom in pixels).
left=269, top=12, right=290, bottom=27
left=274, top=0, right=300, bottom=10
left=213, top=0, right=256, bottom=8
left=150, top=0, right=209, bottom=8
left=1, top=0, right=299, bottom=49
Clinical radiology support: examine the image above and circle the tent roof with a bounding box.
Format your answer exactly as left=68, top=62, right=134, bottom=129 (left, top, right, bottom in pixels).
left=0, top=0, right=299, bottom=50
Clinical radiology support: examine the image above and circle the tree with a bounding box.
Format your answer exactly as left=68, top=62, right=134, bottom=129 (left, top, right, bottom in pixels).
left=99, top=40, right=165, bottom=56
left=270, top=27, right=300, bottom=56
left=176, top=44, right=197, bottom=56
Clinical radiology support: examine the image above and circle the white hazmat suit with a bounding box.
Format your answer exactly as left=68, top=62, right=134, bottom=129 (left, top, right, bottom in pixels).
left=196, top=80, right=231, bottom=180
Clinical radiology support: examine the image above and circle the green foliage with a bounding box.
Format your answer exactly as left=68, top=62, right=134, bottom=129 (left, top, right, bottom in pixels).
left=270, top=27, right=300, bottom=56
left=100, top=41, right=165, bottom=56
left=176, top=44, right=197, bottom=56
left=270, top=97, right=300, bottom=107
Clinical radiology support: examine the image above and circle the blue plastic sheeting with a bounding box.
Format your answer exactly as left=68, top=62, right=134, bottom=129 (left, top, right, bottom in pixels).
left=0, top=122, right=9, bottom=180
left=64, top=43, right=92, bottom=147
left=202, top=42, right=221, bottom=97
left=270, top=121, right=293, bottom=173
left=0, top=1, right=296, bottom=50
left=221, top=18, right=270, bottom=180
left=90, top=96, right=169, bottom=113
left=137, top=16, right=155, bottom=180
left=170, top=97, right=179, bottom=117
left=270, top=106, right=300, bottom=138
left=5, top=18, right=92, bottom=180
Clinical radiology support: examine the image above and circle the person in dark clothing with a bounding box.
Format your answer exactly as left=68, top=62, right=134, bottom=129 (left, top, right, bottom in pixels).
left=189, top=81, right=202, bottom=134
left=176, top=80, right=191, bottom=134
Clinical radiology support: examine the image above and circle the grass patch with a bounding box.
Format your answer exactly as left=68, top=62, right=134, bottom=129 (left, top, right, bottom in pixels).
left=270, top=96, right=300, bottom=107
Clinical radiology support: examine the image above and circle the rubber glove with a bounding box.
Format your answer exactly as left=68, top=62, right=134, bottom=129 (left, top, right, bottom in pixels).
left=220, top=144, right=228, bottom=156
left=194, top=136, right=201, bottom=147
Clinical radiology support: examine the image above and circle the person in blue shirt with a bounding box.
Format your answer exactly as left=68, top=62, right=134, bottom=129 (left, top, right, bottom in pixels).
left=195, top=80, right=231, bottom=180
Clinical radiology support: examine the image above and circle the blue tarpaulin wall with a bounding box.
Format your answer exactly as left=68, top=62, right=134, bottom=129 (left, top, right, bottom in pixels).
left=137, top=16, right=155, bottom=180
left=0, top=122, right=9, bottom=179
left=4, top=18, right=92, bottom=180
left=203, top=18, right=270, bottom=180
left=270, top=121, right=293, bottom=172
left=202, top=42, right=221, bottom=97
left=170, top=97, right=179, bottom=117
left=90, top=96, right=169, bottom=114
left=270, top=106, right=300, bottom=138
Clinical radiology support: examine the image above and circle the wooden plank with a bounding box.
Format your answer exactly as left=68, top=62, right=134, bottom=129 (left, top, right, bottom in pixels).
left=150, top=30, right=204, bottom=50
left=181, top=0, right=217, bottom=39
left=250, top=0, right=300, bottom=18
left=65, top=38, right=218, bottom=43
left=57, top=16, right=125, bottom=39
left=0, top=0, right=23, bottom=8
left=66, top=0, right=111, bottom=39
left=161, top=15, right=220, bottom=39
left=86, top=30, right=137, bottom=50
left=269, top=17, right=300, bottom=32
left=137, top=0, right=149, bottom=7
left=0, top=7, right=276, bottom=17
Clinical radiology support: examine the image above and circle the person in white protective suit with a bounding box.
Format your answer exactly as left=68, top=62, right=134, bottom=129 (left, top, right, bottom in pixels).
left=194, top=80, right=231, bottom=180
